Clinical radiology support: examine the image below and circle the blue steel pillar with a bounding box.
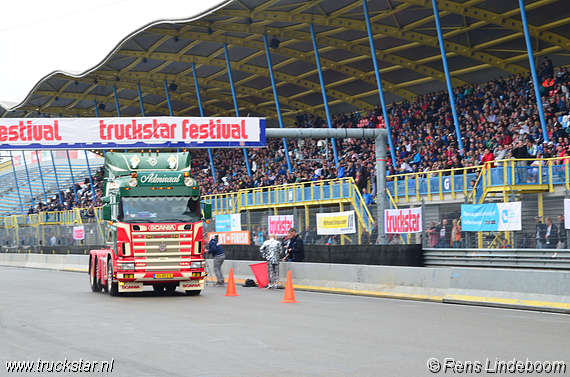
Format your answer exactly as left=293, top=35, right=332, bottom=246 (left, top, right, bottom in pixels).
left=94, top=100, right=100, bottom=118
left=22, top=151, right=35, bottom=210
left=35, top=151, right=48, bottom=204
left=9, top=151, right=24, bottom=214
left=84, top=150, right=97, bottom=206
left=50, top=151, right=63, bottom=205
left=431, top=0, right=464, bottom=153
left=309, top=23, right=339, bottom=166
left=223, top=44, right=252, bottom=177
left=362, top=0, right=398, bottom=166
left=518, top=0, right=549, bottom=142
left=164, top=80, right=174, bottom=116
left=113, top=87, right=121, bottom=117
left=66, top=151, right=79, bottom=204
left=263, top=35, right=293, bottom=173
left=192, top=63, right=217, bottom=183
left=137, top=84, right=146, bottom=117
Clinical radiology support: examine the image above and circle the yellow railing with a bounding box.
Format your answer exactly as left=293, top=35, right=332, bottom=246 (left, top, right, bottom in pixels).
left=0, top=207, right=99, bottom=227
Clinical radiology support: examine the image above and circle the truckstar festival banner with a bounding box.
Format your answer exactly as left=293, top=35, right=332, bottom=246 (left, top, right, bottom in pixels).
left=316, top=211, right=356, bottom=235
left=268, top=215, right=294, bottom=236
left=384, top=207, right=422, bottom=234
left=461, top=202, right=522, bottom=232
left=0, top=117, right=266, bottom=149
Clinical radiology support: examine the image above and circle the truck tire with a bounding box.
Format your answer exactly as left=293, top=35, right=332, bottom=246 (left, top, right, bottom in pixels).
left=90, top=257, right=102, bottom=293
left=186, top=290, right=201, bottom=296
left=107, top=259, right=120, bottom=297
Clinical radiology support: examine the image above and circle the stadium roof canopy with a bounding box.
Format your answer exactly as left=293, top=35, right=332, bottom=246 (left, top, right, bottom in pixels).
left=2, top=0, right=570, bottom=127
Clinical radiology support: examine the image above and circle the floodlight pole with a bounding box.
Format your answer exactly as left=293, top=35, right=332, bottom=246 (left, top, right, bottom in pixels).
left=431, top=0, right=464, bottom=153
left=518, top=0, right=549, bottom=142
left=309, top=23, right=339, bottom=167
left=192, top=63, right=217, bottom=183
left=362, top=0, right=398, bottom=166
left=223, top=44, right=253, bottom=177
left=263, top=34, right=293, bottom=174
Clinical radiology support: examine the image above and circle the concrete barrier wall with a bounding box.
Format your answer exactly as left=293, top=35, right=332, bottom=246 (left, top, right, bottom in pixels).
left=1, top=254, right=569, bottom=313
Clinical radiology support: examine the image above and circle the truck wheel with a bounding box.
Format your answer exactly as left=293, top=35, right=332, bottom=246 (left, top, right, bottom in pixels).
left=107, top=259, right=120, bottom=297
left=186, top=290, right=201, bottom=296
left=153, top=284, right=165, bottom=292
left=90, top=258, right=102, bottom=293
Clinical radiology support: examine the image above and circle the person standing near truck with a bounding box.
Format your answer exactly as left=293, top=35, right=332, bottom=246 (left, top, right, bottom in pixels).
left=205, top=235, right=225, bottom=286
left=283, top=228, right=304, bottom=262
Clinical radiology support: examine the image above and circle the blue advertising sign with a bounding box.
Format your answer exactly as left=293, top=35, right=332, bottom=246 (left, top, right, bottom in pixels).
left=461, top=204, right=499, bottom=232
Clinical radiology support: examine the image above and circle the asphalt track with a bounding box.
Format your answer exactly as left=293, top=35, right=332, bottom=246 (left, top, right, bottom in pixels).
left=1, top=267, right=568, bottom=377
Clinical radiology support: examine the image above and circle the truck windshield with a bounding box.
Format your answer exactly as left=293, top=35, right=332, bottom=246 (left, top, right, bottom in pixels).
left=120, top=196, right=201, bottom=223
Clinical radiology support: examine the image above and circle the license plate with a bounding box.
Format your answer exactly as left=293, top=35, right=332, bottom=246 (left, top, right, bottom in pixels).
left=154, top=273, right=174, bottom=279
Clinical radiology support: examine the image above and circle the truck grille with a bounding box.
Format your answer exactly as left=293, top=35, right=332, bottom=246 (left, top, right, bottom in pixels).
left=132, top=231, right=196, bottom=271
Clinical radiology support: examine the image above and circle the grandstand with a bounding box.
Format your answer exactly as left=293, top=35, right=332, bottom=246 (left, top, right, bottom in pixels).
left=0, top=157, right=103, bottom=216
left=1, top=0, right=570, bottom=248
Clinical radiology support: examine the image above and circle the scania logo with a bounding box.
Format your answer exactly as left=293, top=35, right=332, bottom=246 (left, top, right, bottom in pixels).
left=183, top=283, right=200, bottom=288
left=158, top=243, right=167, bottom=252
left=122, top=285, right=140, bottom=290
left=148, top=224, right=177, bottom=231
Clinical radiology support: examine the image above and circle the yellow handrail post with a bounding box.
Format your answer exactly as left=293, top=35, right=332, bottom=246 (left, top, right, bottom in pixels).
left=415, top=175, right=420, bottom=202
left=394, top=175, right=399, bottom=203
left=404, top=174, right=409, bottom=202
left=427, top=174, right=432, bottom=201
left=451, top=169, right=456, bottom=199
left=438, top=172, right=443, bottom=200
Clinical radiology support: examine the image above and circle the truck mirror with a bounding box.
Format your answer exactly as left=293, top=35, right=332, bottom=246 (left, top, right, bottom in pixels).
left=102, top=204, right=112, bottom=221
left=102, top=196, right=111, bottom=204
left=202, top=203, right=212, bottom=220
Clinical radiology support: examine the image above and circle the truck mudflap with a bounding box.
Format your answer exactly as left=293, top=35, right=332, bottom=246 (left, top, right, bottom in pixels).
left=179, top=281, right=204, bottom=291
left=118, top=282, right=144, bottom=292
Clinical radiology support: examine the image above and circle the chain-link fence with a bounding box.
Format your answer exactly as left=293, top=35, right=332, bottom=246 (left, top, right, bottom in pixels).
left=1, top=221, right=104, bottom=247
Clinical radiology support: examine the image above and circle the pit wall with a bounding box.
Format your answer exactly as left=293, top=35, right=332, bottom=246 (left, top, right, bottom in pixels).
left=1, top=253, right=569, bottom=314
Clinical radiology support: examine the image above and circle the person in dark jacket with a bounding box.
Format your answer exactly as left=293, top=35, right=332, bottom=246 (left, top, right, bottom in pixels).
left=435, top=219, right=452, bottom=248
left=544, top=217, right=558, bottom=249
left=205, top=235, right=225, bottom=286
left=284, top=228, right=304, bottom=262
left=512, top=139, right=531, bottom=183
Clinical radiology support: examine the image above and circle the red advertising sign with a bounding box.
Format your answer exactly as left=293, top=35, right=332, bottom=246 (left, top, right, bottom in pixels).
left=73, top=226, right=85, bottom=240
left=268, top=215, right=294, bottom=236
left=384, top=208, right=423, bottom=234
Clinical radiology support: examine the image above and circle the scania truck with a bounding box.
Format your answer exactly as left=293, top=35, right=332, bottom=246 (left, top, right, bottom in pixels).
left=89, top=151, right=211, bottom=296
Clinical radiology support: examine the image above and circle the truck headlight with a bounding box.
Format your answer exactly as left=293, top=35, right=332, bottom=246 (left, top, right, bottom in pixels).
left=129, top=178, right=138, bottom=187
left=184, top=178, right=192, bottom=186
left=118, top=263, right=135, bottom=270
left=190, top=261, right=204, bottom=268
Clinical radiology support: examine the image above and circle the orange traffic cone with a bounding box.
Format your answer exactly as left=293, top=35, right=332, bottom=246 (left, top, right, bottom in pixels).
left=224, top=268, right=240, bottom=296
left=280, top=271, right=298, bottom=303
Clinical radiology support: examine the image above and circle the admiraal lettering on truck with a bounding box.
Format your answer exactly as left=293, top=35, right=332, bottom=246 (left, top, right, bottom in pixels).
left=0, top=117, right=266, bottom=149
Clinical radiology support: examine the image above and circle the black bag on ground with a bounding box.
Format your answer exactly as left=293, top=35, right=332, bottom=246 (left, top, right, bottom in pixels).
left=243, top=279, right=257, bottom=287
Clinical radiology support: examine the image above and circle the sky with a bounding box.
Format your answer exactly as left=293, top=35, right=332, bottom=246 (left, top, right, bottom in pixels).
left=0, top=0, right=227, bottom=110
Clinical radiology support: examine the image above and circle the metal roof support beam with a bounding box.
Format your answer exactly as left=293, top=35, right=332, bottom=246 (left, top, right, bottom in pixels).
left=66, top=151, right=79, bottom=205
left=9, top=151, right=24, bottom=214
left=266, top=128, right=388, bottom=245
left=310, top=23, right=339, bottom=167
left=49, top=150, right=63, bottom=206
left=22, top=151, right=35, bottom=211
left=164, top=80, right=174, bottom=117
left=192, top=63, right=217, bottom=184
left=363, top=0, right=398, bottom=168
left=84, top=150, right=97, bottom=207
left=519, top=0, right=548, bottom=143
left=35, top=151, right=49, bottom=204
left=432, top=0, right=464, bottom=153
left=112, top=87, right=121, bottom=118
left=136, top=84, right=146, bottom=117
left=263, top=34, right=293, bottom=174
left=223, top=44, right=252, bottom=177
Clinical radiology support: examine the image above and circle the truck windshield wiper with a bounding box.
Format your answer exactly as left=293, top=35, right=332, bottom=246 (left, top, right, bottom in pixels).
left=122, top=219, right=155, bottom=223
